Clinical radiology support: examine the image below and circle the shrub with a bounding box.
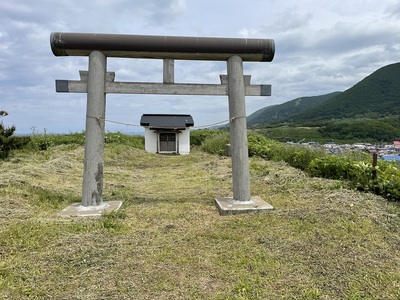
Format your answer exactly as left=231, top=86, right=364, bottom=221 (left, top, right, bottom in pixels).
left=27, top=131, right=144, bottom=151
left=247, top=134, right=275, bottom=158
left=374, top=162, right=400, bottom=200
left=0, top=112, right=30, bottom=159
left=278, top=144, right=324, bottom=170
left=190, top=129, right=227, bottom=146
left=349, top=161, right=376, bottom=191
left=201, top=131, right=230, bottom=155
left=307, top=155, right=353, bottom=180
left=28, top=129, right=85, bottom=151
left=307, top=154, right=400, bottom=201
left=248, top=134, right=324, bottom=170
left=104, top=132, right=144, bottom=149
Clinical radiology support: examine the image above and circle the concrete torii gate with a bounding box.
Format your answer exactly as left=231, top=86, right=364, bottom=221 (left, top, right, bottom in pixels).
left=51, top=32, right=275, bottom=215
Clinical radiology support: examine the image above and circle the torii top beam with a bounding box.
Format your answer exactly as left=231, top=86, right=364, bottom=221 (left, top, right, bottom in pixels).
left=50, top=32, right=275, bottom=62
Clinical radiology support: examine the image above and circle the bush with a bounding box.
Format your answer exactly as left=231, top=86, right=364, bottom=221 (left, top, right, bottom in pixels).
left=278, top=144, right=324, bottom=170
left=247, top=133, right=400, bottom=201
left=307, top=154, right=400, bottom=201
left=373, top=162, right=400, bottom=200
left=247, top=134, right=276, bottom=159
left=190, top=129, right=227, bottom=146
left=0, top=112, right=30, bottom=159
left=27, top=131, right=144, bottom=151
left=28, top=129, right=85, bottom=151
left=201, top=131, right=230, bottom=155
left=248, top=134, right=324, bottom=170
left=307, top=155, right=353, bottom=180
left=104, top=132, right=144, bottom=149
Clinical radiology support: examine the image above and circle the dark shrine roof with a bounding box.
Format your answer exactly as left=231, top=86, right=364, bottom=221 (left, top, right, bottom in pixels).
left=140, top=114, right=194, bottom=130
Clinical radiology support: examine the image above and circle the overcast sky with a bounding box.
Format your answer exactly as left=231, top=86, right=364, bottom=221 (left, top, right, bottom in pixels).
left=1, top=0, right=400, bottom=134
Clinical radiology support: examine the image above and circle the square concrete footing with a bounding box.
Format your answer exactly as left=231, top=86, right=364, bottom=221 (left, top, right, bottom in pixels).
left=58, top=201, right=123, bottom=217
left=215, top=196, right=273, bottom=215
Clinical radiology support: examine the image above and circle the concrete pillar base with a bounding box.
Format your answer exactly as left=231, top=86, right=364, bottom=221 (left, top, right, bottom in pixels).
left=215, top=196, right=273, bottom=215
left=58, top=201, right=123, bottom=217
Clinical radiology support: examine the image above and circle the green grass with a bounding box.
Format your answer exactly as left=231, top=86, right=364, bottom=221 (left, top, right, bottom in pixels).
left=0, top=139, right=399, bottom=299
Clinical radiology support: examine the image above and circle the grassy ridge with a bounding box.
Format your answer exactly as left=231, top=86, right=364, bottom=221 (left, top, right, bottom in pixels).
left=0, top=134, right=399, bottom=299
left=247, top=92, right=341, bottom=127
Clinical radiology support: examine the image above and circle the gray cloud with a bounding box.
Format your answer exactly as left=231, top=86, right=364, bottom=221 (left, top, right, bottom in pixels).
left=384, top=1, right=400, bottom=18
left=1, top=0, right=399, bottom=133
left=270, top=9, right=313, bottom=33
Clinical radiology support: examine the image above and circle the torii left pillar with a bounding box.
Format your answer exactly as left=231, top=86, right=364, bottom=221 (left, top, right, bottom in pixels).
left=59, top=51, right=122, bottom=217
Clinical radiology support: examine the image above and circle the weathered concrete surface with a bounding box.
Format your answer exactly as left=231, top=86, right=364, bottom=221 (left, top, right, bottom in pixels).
left=82, top=51, right=107, bottom=206
left=215, top=196, right=273, bottom=215
left=227, top=55, right=251, bottom=201
left=58, top=201, right=122, bottom=217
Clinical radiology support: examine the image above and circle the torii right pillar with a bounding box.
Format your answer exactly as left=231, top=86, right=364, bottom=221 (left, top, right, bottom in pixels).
left=215, top=55, right=274, bottom=215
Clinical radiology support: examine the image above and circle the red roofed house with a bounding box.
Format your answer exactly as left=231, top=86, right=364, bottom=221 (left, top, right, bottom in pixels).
left=394, top=141, right=400, bottom=151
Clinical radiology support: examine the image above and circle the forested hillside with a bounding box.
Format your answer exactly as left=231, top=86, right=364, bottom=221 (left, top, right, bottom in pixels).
left=246, top=62, right=400, bottom=143
left=292, top=62, right=400, bottom=122
left=247, top=92, right=341, bottom=127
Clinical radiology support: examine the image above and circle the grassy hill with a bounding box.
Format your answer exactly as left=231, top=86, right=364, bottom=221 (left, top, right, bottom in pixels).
left=247, top=62, right=400, bottom=143
left=1, top=137, right=399, bottom=299
left=247, top=92, right=341, bottom=127
left=293, top=62, right=400, bottom=122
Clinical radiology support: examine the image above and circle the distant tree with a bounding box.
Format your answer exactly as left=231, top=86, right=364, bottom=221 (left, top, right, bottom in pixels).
left=0, top=111, right=30, bottom=159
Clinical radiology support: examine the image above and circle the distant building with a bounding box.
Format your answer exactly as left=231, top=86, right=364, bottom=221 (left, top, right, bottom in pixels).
left=140, top=114, right=194, bottom=155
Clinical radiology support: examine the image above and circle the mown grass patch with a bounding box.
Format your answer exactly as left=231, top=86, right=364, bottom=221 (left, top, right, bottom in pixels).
left=0, top=139, right=399, bottom=299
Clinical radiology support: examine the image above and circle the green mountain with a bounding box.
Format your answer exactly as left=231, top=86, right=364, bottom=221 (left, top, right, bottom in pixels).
left=246, top=62, right=400, bottom=143
left=287, top=62, right=400, bottom=122
left=247, top=92, right=341, bottom=127
left=247, top=62, right=400, bottom=126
